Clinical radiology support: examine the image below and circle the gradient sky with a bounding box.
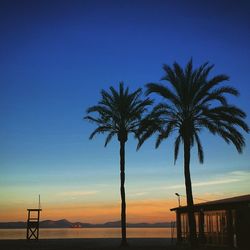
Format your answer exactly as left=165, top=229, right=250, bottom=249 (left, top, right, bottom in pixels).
left=0, top=0, right=250, bottom=223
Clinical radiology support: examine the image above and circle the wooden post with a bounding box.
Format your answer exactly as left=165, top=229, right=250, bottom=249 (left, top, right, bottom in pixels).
left=198, top=210, right=205, bottom=244
left=26, top=209, right=42, bottom=240
left=226, top=209, right=233, bottom=247
left=176, top=211, right=182, bottom=243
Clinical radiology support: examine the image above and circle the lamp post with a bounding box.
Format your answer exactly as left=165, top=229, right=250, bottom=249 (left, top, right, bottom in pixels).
left=175, top=193, right=181, bottom=207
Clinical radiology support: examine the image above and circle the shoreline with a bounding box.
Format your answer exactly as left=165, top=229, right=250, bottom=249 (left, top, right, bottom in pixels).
left=0, top=227, right=176, bottom=241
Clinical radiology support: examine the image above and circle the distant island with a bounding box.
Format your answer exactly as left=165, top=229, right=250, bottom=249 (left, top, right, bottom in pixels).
left=0, top=219, right=172, bottom=229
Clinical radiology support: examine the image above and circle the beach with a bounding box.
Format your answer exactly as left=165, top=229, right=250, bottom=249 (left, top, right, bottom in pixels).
left=0, top=238, right=175, bottom=250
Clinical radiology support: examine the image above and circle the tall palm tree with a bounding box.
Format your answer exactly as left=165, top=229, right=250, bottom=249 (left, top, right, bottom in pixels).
left=137, top=59, right=249, bottom=246
left=85, top=82, right=153, bottom=246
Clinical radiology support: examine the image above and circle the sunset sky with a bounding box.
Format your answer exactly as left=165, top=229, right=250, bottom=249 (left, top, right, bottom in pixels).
left=0, top=0, right=250, bottom=223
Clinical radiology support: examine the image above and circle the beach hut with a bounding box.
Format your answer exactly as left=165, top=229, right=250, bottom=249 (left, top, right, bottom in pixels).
left=170, top=194, right=250, bottom=248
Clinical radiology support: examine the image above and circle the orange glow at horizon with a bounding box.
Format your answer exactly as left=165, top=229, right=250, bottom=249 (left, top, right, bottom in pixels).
left=0, top=199, right=177, bottom=223
left=1, top=192, right=247, bottom=223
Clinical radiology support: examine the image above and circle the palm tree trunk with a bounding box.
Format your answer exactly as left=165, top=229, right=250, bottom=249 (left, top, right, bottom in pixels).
left=184, top=137, right=197, bottom=247
left=120, top=140, right=127, bottom=246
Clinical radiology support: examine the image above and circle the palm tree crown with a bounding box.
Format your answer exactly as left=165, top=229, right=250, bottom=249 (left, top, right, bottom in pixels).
left=138, top=59, right=249, bottom=161
left=85, top=82, right=153, bottom=144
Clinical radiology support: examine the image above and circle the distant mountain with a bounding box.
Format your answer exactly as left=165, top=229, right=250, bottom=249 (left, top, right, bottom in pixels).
left=40, top=219, right=73, bottom=228
left=93, top=221, right=172, bottom=228
left=0, top=220, right=172, bottom=229
left=0, top=221, right=26, bottom=229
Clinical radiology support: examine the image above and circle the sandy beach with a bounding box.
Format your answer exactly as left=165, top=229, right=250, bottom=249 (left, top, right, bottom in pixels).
left=0, top=238, right=175, bottom=250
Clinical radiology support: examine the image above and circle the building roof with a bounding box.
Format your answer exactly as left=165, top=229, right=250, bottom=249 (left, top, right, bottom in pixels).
left=170, top=194, right=250, bottom=212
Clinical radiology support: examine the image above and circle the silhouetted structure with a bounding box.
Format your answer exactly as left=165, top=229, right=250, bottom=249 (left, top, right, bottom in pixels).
left=26, top=209, right=42, bottom=240
left=170, top=194, right=250, bottom=248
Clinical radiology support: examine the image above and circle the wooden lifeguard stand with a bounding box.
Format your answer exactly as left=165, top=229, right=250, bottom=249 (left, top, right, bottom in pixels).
left=26, top=195, right=42, bottom=240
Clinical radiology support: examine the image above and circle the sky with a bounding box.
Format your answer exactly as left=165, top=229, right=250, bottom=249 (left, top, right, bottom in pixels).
left=0, top=0, right=250, bottom=223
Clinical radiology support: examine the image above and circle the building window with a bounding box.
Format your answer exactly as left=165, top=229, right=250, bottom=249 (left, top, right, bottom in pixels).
left=203, top=210, right=228, bottom=245
left=180, top=213, right=188, bottom=240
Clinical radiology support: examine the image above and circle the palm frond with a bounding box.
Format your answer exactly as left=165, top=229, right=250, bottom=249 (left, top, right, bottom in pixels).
left=194, top=133, right=204, bottom=163
left=104, top=132, right=116, bottom=147
left=146, top=83, right=181, bottom=107
left=174, top=135, right=181, bottom=164
left=89, top=126, right=112, bottom=140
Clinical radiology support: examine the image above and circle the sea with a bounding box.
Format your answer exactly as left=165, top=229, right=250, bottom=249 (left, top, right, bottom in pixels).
left=0, top=228, right=175, bottom=240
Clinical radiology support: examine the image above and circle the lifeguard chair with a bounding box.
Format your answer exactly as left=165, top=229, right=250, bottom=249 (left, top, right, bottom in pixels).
left=26, top=195, right=42, bottom=240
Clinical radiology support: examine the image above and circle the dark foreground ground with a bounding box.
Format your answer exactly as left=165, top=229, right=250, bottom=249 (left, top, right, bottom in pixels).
left=0, top=238, right=237, bottom=250
left=0, top=238, right=171, bottom=250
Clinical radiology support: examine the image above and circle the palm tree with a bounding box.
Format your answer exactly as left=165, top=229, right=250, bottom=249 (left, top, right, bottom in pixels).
left=85, top=82, right=153, bottom=246
left=137, top=59, right=249, bottom=246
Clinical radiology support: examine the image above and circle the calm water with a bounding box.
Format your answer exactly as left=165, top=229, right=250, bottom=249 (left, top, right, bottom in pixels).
left=0, top=228, right=175, bottom=239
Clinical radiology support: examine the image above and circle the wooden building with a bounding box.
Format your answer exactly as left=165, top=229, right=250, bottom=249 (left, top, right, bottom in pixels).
left=170, top=194, right=250, bottom=248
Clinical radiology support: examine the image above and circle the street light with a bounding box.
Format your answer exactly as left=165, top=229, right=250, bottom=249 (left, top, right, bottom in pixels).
left=175, top=193, right=181, bottom=207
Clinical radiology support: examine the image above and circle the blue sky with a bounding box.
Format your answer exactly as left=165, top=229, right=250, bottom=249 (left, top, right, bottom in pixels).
left=0, top=0, right=250, bottom=222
